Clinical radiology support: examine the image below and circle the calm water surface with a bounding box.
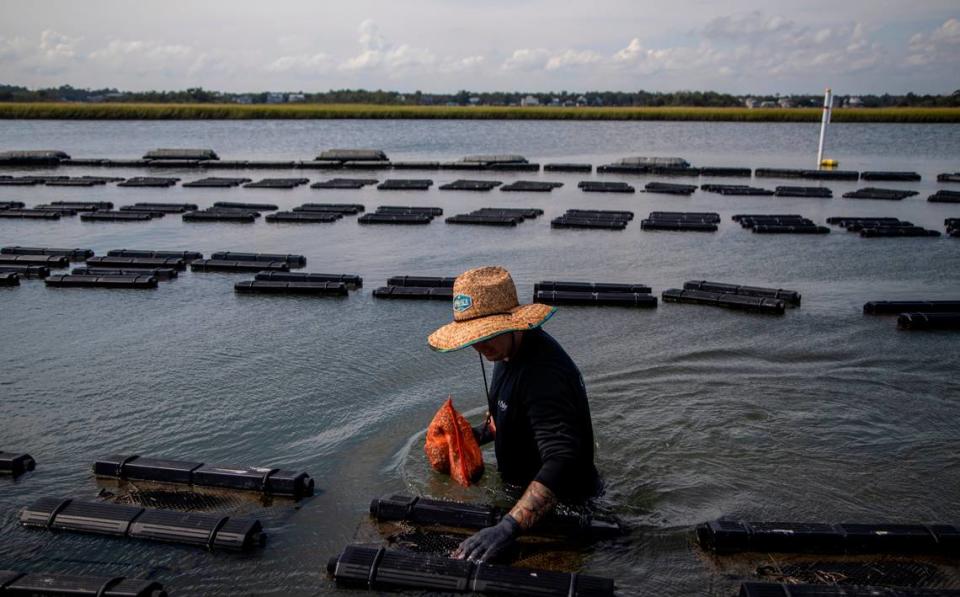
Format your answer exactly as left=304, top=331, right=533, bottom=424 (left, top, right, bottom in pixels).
left=0, top=120, right=959, bottom=595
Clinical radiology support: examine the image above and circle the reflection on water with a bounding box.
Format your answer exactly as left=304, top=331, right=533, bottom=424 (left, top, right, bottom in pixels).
left=1, top=119, right=959, bottom=595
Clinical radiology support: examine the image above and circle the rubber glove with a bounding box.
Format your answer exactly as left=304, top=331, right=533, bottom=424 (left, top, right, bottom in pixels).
left=472, top=419, right=494, bottom=445
left=452, top=514, right=520, bottom=562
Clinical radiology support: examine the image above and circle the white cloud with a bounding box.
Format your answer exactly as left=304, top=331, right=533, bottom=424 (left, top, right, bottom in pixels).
left=501, top=49, right=551, bottom=71
left=907, top=18, right=960, bottom=67
left=266, top=53, right=333, bottom=74
left=340, top=20, right=437, bottom=74
left=546, top=50, right=603, bottom=71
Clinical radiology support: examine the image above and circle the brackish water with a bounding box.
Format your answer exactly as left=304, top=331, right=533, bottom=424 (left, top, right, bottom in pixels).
left=1, top=120, right=959, bottom=596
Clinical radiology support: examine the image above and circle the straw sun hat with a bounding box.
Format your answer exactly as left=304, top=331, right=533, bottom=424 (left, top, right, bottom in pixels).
left=428, top=266, right=556, bottom=352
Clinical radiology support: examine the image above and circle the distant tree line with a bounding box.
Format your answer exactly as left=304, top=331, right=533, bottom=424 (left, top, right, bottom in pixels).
left=1, top=84, right=958, bottom=107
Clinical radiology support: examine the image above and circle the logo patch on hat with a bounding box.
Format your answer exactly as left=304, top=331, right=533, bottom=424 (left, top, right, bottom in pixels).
left=453, top=293, right=473, bottom=312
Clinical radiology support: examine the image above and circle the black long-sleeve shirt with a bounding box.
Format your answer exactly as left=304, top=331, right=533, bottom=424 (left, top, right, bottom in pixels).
left=487, top=328, right=601, bottom=502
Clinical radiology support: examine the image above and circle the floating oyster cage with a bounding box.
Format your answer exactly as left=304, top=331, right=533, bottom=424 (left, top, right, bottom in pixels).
left=698, top=519, right=960, bottom=555
left=93, top=454, right=314, bottom=498
left=20, top=497, right=264, bottom=551
left=327, top=544, right=615, bottom=596
left=0, top=570, right=167, bottom=597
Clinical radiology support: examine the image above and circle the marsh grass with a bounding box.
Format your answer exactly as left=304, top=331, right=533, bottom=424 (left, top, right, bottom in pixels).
left=1, top=103, right=958, bottom=122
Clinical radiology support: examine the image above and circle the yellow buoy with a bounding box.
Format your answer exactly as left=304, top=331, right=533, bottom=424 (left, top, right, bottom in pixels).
left=820, top=158, right=839, bottom=168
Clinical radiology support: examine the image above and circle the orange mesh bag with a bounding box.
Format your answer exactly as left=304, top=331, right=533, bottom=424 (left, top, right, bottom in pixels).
left=425, top=398, right=484, bottom=486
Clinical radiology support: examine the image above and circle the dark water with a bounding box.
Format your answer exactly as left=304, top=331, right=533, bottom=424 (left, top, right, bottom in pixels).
left=1, top=120, right=959, bottom=596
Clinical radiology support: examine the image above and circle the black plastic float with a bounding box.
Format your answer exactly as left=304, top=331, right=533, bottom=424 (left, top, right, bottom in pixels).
left=1, top=246, right=93, bottom=260
left=472, top=208, right=542, bottom=219
left=701, top=184, right=774, bottom=196
left=243, top=178, right=309, bottom=189
left=929, top=190, right=960, bottom=203
left=376, top=206, right=443, bottom=216
left=439, top=180, right=503, bottom=191
left=144, top=148, right=218, bottom=161
left=0, top=272, right=19, bottom=287
left=73, top=267, right=177, bottom=280
left=101, top=159, right=151, bottom=168
left=0, top=209, right=61, bottom=220
left=0, top=265, right=50, bottom=278
left=94, top=454, right=314, bottom=497
left=543, top=163, right=592, bottom=173
left=684, top=281, right=800, bottom=305
left=370, top=494, right=623, bottom=539
left=641, top=220, right=717, bottom=232
left=115, top=207, right=168, bottom=217
left=387, top=275, right=455, bottom=288
left=500, top=181, right=564, bottom=192
left=236, top=280, right=348, bottom=296
left=30, top=205, right=77, bottom=217
left=0, top=201, right=26, bottom=209
left=45, top=275, right=158, bottom=289
left=446, top=215, right=520, bottom=226
left=117, top=177, right=179, bottom=188
left=210, top=251, right=306, bottom=267
left=108, top=249, right=202, bottom=261
left=861, top=227, right=940, bottom=237
left=0, top=149, right=70, bottom=165
left=489, top=162, right=540, bottom=172
left=359, top=213, right=432, bottom=224
left=938, top=173, right=960, bottom=183
left=20, top=497, right=264, bottom=550
left=266, top=211, right=341, bottom=223
left=739, top=582, right=960, bottom=596
left=182, top=177, right=251, bottom=188
left=578, top=181, right=635, bottom=193
left=700, top=167, right=752, bottom=177
left=535, top=281, right=651, bottom=294
left=754, top=168, right=804, bottom=178
left=256, top=272, right=363, bottom=288
left=753, top=224, right=830, bottom=234
left=0, top=571, right=167, bottom=597
left=566, top=209, right=634, bottom=221
left=87, top=256, right=186, bottom=270
left=327, top=544, right=615, bottom=596
left=644, top=182, right=697, bottom=195
left=200, top=160, right=249, bottom=169
left=0, top=178, right=40, bottom=186
left=736, top=215, right=811, bottom=228
left=897, top=313, right=960, bottom=330
left=372, top=286, right=453, bottom=300
left=662, top=288, right=785, bottom=314
left=145, top=159, right=203, bottom=168
left=388, top=161, right=438, bottom=170
left=697, top=519, right=959, bottom=555
left=0, top=452, right=35, bottom=476
left=861, top=171, right=922, bottom=181
left=58, top=158, right=107, bottom=166
left=191, top=259, right=289, bottom=273
left=843, top=188, right=919, bottom=200
left=864, top=301, right=960, bottom=315
left=377, top=179, right=434, bottom=191
left=551, top=218, right=627, bottom=230
left=310, top=178, right=378, bottom=189
left=244, top=160, right=297, bottom=169
left=213, top=201, right=279, bottom=211
left=650, top=211, right=720, bottom=223
left=650, top=166, right=701, bottom=176
left=0, top=254, right=69, bottom=267
left=536, top=290, right=657, bottom=307
left=81, top=212, right=154, bottom=222
left=123, top=202, right=198, bottom=213
left=774, top=186, right=833, bottom=198
left=331, top=160, right=387, bottom=169
left=295, top=203, right=364, bottom=214
left=182, top=210, right=257, bottom=223
left=50, top=200, right=114, bottom=211
left=800, top=169, right=859, bottom=180
left=596, top=164, right=648, bottom=174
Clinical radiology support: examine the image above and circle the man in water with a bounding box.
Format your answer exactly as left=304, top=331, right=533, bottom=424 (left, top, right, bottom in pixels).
left=428, top=265, right=602, bottom=562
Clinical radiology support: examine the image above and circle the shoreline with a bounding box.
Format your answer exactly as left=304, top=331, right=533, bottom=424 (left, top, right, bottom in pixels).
left=0, top=103, right=958, bottom=123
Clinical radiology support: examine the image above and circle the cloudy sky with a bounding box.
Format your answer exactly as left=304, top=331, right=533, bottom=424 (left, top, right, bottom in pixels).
left=0, top=0, right=957, bottom=94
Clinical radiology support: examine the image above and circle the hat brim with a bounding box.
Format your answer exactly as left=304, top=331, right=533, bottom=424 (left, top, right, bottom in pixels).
left=428, top=303, right=557, bottom=352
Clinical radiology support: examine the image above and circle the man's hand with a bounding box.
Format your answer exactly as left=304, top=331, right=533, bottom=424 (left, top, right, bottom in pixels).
left=452, top=514, right=520, bottom=562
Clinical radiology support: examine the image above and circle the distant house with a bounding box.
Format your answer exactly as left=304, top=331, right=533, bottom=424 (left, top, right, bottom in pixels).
left=265, top=92, right=285, bottom=104
left=846, top=96, right=863, bottom=108
left=778, top=98, right=795, bottom=108
left=520, top=95, right=539, bottom=107
left=759, top=100, right=777, bottom=108
left=744, top=97, right=758, bottom=109
left=576, top=95, right=588, bottom=107
left=288, top=93, right=306, bottom=103
left=235, top=95, right=253, bottom=105
left=469, top=97, right=481, bottom=106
